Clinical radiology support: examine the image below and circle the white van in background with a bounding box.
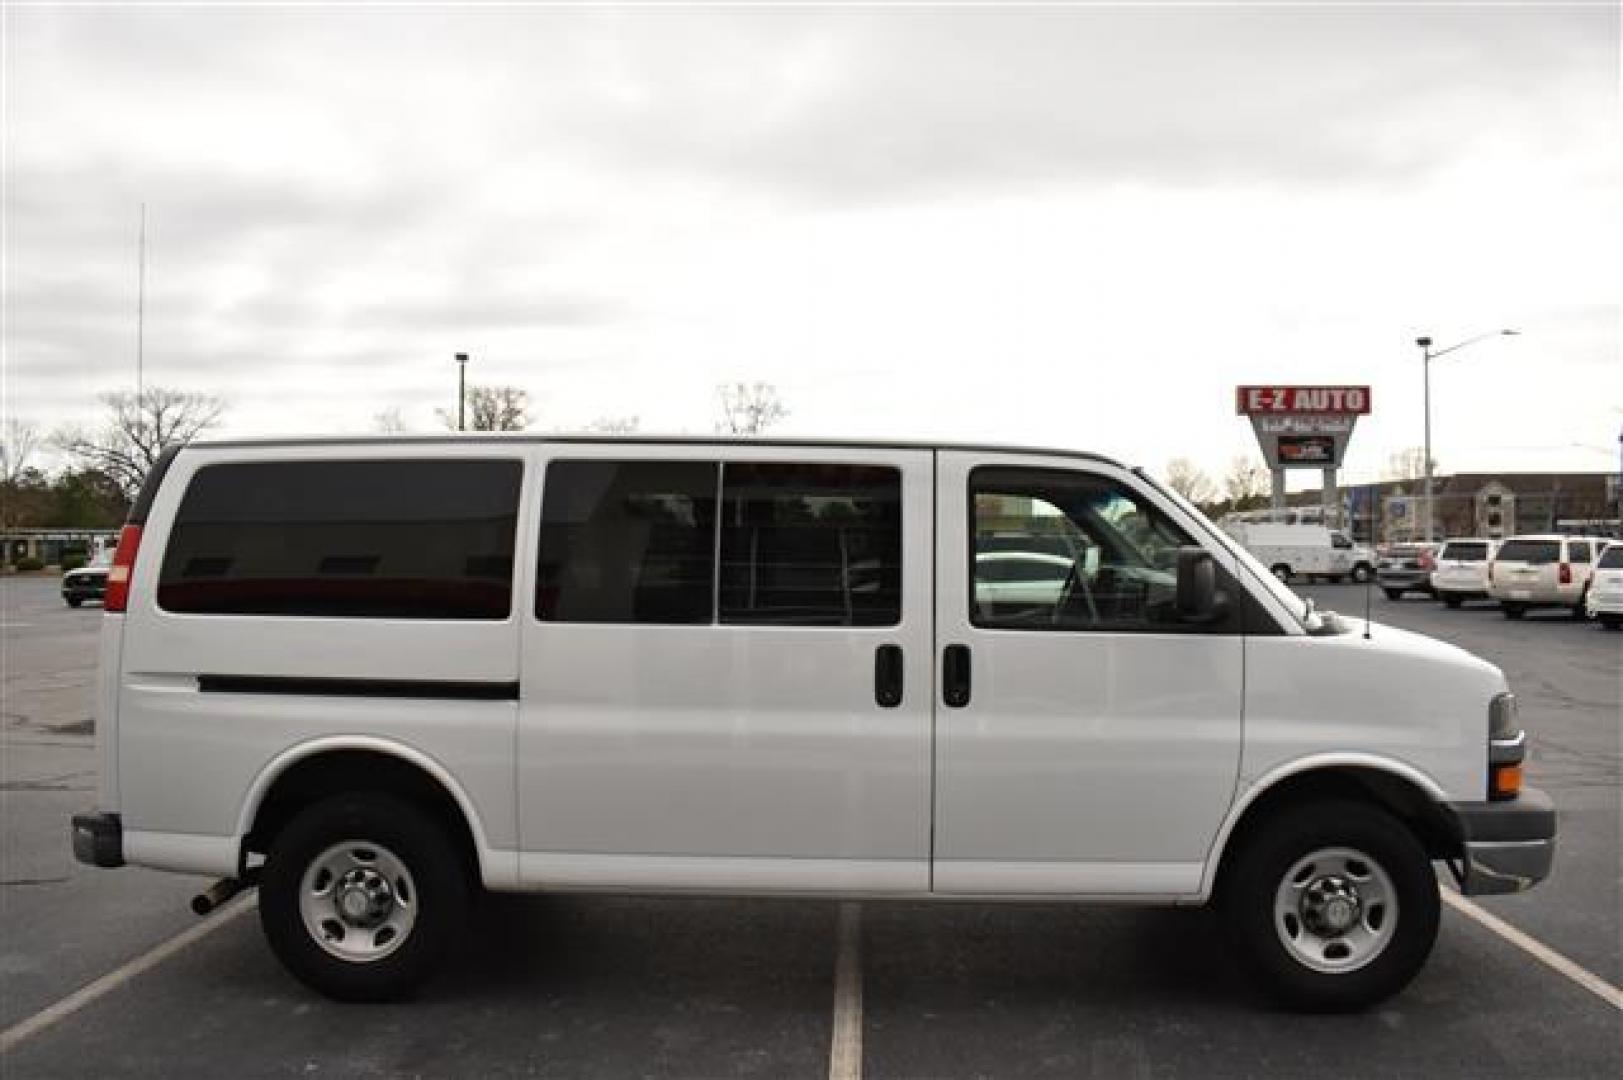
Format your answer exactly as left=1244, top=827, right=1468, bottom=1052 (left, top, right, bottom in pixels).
left=72, top=437, right=1552, bottom=1011
left=1219, top=521, right=1376, bottom=584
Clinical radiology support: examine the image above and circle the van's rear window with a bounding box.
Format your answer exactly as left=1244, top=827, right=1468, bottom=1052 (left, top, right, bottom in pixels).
left=1599, top=545, right=1623, bottom=569
left=1441, top=542, right=1489, bottom=561
left=158, top=460, right=522, bottom=619
left=1493, top=540, right=1559, bottom=565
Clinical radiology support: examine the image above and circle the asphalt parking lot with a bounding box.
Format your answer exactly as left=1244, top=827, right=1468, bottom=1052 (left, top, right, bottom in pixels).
left=2, top=577, right=1619, bottom=1079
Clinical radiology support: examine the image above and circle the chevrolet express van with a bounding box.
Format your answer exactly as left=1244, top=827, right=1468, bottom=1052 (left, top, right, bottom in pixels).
left=72, top=438, right=1554, bottom=1010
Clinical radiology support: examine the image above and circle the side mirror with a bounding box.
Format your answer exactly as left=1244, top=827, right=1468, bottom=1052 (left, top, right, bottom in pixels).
left=1176, top=546, right=1222, bottom=621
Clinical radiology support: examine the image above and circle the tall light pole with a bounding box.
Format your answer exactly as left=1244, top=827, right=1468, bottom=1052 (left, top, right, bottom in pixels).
left=1415, top=329, right=1518, bottom=543
left=455, top=353, right=469, bottom=432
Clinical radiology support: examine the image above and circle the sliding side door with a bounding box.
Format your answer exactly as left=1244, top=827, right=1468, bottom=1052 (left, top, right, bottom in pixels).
left=518, top=443, right=934, bottom=893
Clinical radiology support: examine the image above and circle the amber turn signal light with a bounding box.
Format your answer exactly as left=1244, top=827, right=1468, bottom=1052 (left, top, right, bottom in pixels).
left=1490, top=762, right=1523, bottom=800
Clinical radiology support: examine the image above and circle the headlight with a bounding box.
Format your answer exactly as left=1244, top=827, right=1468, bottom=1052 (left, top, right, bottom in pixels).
left=1488, top=692, right=1524, bottom=800
left=1489, top=692, right=1519, bottom=741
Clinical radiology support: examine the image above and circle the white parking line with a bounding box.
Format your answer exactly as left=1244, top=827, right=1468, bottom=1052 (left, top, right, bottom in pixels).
left=1443, top=890, right=1623, bottom=1011
left=0, top=894, right=256, bottom=1054
left=828, top=901, right=863, bottom=1080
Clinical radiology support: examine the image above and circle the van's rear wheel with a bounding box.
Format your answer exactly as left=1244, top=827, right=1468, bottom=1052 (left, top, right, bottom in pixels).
left=260, top=793, right=468, bottom=1002
left=1271, top=564, right=1292, bottom=583
left=1502, top=603, right=1526, bottom=619
left=1221, top=800, right=1439, bottom=1011
left=1350, top=564, right=1373, bottom=584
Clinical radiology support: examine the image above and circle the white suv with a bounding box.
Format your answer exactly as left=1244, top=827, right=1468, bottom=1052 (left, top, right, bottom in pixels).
left=1430, top=539, right=1496, bottom=608
left=1585, top=542, right=1623, bottom=629
left=1487, top=534, right=1611, bottom=619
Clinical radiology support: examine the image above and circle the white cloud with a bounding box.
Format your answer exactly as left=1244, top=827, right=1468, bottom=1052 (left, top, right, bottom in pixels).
left=3, top=3, right=1617, bottom=483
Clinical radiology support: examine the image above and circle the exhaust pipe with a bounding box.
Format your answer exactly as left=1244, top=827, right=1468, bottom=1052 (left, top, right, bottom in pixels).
left=191, top=875, right=253, bottom=916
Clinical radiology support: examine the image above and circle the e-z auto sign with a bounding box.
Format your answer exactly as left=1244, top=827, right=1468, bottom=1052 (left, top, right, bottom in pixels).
left=1235, top=386, right=1371, bottom=415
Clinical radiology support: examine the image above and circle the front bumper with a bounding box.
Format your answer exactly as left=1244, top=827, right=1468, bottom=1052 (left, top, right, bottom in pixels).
left=71, top=811, right=125, bottom=868
left=1446, top=787, right=1556, bottom=895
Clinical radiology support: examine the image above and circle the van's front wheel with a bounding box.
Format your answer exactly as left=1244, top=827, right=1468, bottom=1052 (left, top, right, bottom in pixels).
left=1221, top=801, right=1439, bottom=1011
left=259, top=793, right=469, bottom=1002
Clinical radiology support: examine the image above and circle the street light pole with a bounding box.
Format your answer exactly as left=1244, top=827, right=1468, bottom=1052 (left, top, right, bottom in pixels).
left=1418, top=336, right=1433, bottom=544
left=455, top=353, right=468, bottom=432
left=1414, top=329, right=1518, bottom=543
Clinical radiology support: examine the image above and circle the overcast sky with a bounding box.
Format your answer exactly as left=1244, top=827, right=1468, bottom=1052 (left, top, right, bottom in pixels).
left=5, top=1, right=1618, bottom=487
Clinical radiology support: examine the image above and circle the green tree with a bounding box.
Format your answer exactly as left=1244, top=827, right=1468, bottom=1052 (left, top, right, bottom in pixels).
left=50, top=468, right=130, bottom=528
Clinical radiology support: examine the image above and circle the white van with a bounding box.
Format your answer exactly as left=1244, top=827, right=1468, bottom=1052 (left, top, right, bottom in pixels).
left=1219, top=521, right=1376, bottom=584
left=72, top=437, right=1553, bottom=1010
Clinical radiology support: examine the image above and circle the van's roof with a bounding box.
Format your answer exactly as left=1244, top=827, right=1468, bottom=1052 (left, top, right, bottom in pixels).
left=188, top=434, right=1128, bottom=468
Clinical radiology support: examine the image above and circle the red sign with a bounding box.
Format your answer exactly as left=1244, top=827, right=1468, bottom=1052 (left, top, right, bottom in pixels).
left=1236, top=385, right=1371, bottom=415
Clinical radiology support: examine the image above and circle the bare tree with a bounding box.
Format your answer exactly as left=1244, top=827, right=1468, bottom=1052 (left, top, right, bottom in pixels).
left=1164, top=457, right=1218, bottom=505
left=1, top=418, right=42, bottom=484
left=56, top=388, right=226, bottom=498
left=437, top=385, right=530, bottom=432
left=585, top=415, right=640, bottom=434
left=1223, top=455, right=1270, bottom=508
left=715, top=382, right=787, bottom=436
left=372, top=407, right=410, bottom=434
left=1383, top=446, right=1434, bottom=481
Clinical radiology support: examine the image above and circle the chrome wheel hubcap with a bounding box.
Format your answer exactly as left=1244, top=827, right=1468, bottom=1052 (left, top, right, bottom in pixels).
left=300, top=841, right=417, bottom=963
left=1273, top=846, right=1397, bottom=974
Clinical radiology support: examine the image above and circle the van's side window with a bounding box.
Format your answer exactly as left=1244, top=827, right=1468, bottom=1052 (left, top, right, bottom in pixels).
left=971, top=467, right=1198, bottom=632
left=719, top=463, right=902, bottom=627
left=537, top=460, right=717, bottom=624
left=158, top=459, right=522, bottom=619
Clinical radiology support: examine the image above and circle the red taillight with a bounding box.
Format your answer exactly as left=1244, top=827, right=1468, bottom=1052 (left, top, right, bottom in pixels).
left=1558, top=562, right=1572, bottom=585
left=1420, top=552, right=1436, bottom=572
left=104, top=524, right=142, bottom=613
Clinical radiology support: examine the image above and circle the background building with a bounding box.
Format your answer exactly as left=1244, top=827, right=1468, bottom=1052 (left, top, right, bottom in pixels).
left=1333, top=472, right=1617, bottom=544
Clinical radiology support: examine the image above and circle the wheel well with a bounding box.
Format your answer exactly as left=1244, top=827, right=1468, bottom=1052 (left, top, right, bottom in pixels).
left=245, top=750, right=479, bottom=880
left=1214, top=767, right=1460, bottom=895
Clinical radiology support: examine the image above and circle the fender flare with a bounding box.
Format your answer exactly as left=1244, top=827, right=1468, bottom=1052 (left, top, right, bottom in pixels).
left=1198, top=752, right=1449, bottom=900
left=234, top=735, right=512, bottom=888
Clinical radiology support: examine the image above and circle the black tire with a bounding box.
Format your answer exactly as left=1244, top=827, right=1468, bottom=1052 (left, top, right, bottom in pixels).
left=1382, top=588, right=1403, bottom=601
left=1443, top=595, right=1463, bottom=609
left=1572, top=588, right=1589, bottom=620
left=1502, top=604, right=1526, bottom=620
left=65, top=597, right=83, bottom=608
left=1329, top=575, right=1346, bottom=584
left=1270, top=564, right=1292, bottom=583
left=1350, top=564, right=1373, bottom=584
left=1220, top=800, right=1439, bottom=1012
left=259, top=792, right=470, bottom=1002
left=1601, top=615, right=1621, bottom=631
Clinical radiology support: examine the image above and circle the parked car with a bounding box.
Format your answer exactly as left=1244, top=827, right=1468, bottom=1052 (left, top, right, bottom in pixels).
left=973, top=550, right=1074, bottom=609
left=1487, top=534, right=1612, bottom=619
left=1219, top=522, right=1375, bottom=583
left=1584, top=542, right=1623, bottom=629
left=61, top=551, right=113, bottom=607
left=1377, top=543, right=1438, bottom=600
left=71, top=437, right=1553, bottom=1011
left=1430, top=538, right=1497, bottom=608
